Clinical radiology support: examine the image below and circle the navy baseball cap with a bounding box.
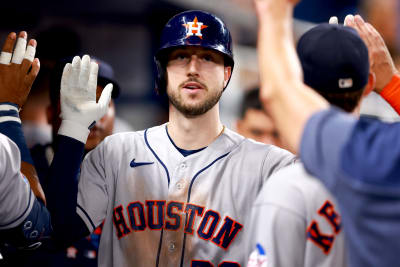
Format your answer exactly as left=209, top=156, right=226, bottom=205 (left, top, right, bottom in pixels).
left=297, top=23, right=369, bottom=93
left=93, top=57, right=120, bottom=99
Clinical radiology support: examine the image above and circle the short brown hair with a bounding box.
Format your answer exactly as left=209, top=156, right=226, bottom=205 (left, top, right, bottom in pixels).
left=317, top=89, right=364, bottom=112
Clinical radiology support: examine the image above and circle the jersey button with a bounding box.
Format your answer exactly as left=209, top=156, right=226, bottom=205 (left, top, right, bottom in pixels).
left=180, top=163, right=187, bottom=169
left=176, top=182, right=183, bottom=190
left=168, top=242, right=176, bottom=252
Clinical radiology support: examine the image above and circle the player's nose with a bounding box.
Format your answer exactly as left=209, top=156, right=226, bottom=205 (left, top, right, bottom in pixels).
left=186, top=55, right=201, bottom=76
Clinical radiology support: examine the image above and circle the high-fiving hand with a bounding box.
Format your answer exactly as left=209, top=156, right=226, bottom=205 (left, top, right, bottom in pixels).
left=330, top=14, right=399, bottom=93
left=0, top=31, right=39, bottom=107
left=58, top=55, right=113, bottom=143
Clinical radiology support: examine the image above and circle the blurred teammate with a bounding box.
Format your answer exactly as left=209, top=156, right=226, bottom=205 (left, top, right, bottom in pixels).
left=236, top=88, right=286, bottom=149
left=247, top=20, right=376, bottom=266
left=46, top=10, right=295, bottom=266
left=254, top=0, right=400, bottom=265
left=0, top=31, right=52, bottom=263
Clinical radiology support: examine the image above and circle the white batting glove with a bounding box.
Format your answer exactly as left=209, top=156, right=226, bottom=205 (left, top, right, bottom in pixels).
left=58, top=55, right=113, bottom=143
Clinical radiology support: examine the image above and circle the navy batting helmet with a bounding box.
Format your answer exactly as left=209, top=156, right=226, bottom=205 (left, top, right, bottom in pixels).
left=154, top=10, right=234, bottom=94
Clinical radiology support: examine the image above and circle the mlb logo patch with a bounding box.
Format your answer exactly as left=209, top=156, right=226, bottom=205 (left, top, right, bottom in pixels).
left=183, top=17, right=208, bottom=39
left=338, top=78, right=353, bottom=89
left=247, top=244, right=268, bottom=267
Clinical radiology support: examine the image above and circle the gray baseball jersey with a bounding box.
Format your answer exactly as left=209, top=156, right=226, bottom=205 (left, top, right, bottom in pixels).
left=0, top=133, right=35, bottom=230
left=246, top=163, right=347, bottom=267
left=76, top=124, right=295, bottom=267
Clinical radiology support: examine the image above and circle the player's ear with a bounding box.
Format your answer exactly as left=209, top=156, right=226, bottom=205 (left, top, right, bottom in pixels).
left=363, top=72, right=376, bottom=97
left=223, top=66, right=232, bottom=87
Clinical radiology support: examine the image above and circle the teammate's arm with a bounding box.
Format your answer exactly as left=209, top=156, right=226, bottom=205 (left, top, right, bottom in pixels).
left=0, top=31, right=45, bottom=203
left=0, top=134, right=52, bottom=250
left=0, top=32, right=51, bottom=249
left=46, top=55, right=113, bottom=244
left=254, top=0, right=329, bottom=154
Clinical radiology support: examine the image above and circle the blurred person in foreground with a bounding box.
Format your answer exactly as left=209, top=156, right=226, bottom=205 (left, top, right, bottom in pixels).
left=254, top=0, right=400, bottom=266
left=247, top=16, right=378, bottom=266
left=0, top=31, right=52, bottom=265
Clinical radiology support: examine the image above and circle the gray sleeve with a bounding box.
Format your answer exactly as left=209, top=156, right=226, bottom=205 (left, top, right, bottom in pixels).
left=76, top=141, right=109, bottom=232
left=247, top=168, right=307, bottom=267
left=0, top=135, right=34, bottom=229
left=261, top=145, right=296, bottom=181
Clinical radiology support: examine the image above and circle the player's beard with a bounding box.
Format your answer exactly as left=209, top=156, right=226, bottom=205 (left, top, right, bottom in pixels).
left=167, top=80, right=223, bottom=117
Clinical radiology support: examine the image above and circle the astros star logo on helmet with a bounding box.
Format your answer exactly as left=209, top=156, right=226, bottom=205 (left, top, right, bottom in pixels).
left=183, top=17, right=208, bottom=39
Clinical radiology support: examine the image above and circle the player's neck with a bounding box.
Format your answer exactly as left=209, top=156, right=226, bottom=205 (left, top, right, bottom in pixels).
left=168, top=104, right=223, bottom=150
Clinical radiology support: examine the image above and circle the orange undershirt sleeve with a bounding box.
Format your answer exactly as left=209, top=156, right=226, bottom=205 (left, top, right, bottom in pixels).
left=380, top=74, right=400, bottom=115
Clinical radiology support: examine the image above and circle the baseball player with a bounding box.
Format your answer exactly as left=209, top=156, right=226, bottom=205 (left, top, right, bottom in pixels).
left=254, top=0, right=400, bottom=266
left=236, top=88, right=286, bottom=149
left=46, top=10, right=295, bottom=266
left=0, top=31, right=52, bottom=255
left=247, top=20, right=378, bottom=266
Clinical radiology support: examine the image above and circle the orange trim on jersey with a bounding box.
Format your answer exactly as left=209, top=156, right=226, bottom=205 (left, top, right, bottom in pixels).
left=380, top=74, right=400, bottom=115
left=218, top=261, right=240, bottom=267
left=184, top=203, right=205, bottom=235
left=318, top=200, right=342, bottom=234
left=306, top=220, right=335, bottom=255
left=112, top=204, right=131, bottom=239
left=197, top=209, right=221, bottom=241
left=165, top=201, right=185, bottom=231
left=211, top=216, right=243, bottom=251
left=191, top=260, right=213, bottom=267
left=127, top=201, right=146, bottom=232
left=145, top=200, right=166, bottom=230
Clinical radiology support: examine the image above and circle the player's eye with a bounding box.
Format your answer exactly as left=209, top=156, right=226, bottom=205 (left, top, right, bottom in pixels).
left=174, top=53, right=188, bottom=60
left=202, top=54, right=214, bottom=62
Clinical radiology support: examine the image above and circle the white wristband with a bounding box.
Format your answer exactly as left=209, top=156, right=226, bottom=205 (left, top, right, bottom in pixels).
left=58, top=119, right=90, bottom=144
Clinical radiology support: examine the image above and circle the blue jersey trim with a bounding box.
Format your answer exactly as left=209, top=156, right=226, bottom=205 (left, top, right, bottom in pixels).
left=144, top=128, right=171, bottom=187
left=0, top=189, right=32, bottom=227
left=165, top=125, right=207, bottom=157
left=145, top=128, right=171, bottom=267
left=0, top=110, right=19, bottom=117
left=180, top=152, right=230, bottom=267
left=155, top=228, right=165, bottom=267
left=77, top=203, right=96, bottom=230
left=0, top=121, right=34, bottom=165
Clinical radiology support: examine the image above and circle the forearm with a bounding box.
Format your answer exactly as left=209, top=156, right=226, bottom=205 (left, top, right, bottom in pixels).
left=21, top=162, right=46, bottom=205
left=0, top=103, right=46, bottom=203
left=256, top=0, right=328, bottom=153
left=47, top=134, right=89, bottom=243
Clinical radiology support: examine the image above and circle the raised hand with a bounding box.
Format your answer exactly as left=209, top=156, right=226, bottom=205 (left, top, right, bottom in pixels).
left=58, top=55, right=113, bottom=143
left=0, top=31, right=40, bottom=107
left=344, top=15, right=399, bottom=93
